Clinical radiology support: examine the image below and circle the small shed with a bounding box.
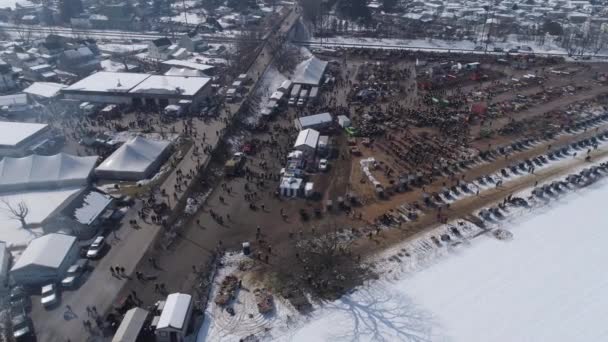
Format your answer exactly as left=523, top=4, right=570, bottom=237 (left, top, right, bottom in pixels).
left=155, top=293, right=193, bottom=342
left=337, top=115, right=351, bottom=128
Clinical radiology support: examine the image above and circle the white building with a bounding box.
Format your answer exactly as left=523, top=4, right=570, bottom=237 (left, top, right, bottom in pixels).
left=294, top=112, right=333, bottom=131
left=95, top=136, right=171, bottom=181
left=0, top=121, right=50, bottom=157
left=62, top=71, right=212, bottom=108
left=0, top=153, right=97, bottom=192
left=10, top=233, right=79, bottom=285
left=155, top=293, right=193, bottom=342
left=23, top=82, right=67, bottom=100
left=112, top=307, right=150, bottom=342
left=294, top=128, right=319, bottom=154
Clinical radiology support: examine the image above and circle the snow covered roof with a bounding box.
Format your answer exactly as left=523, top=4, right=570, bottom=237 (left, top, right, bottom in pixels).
left=11, top=233, right=76, bottom=271
left=112, top=307, right=149, bottom=342
left=96, top=136, right=170, bottom=174
left=0, top=187, right=82, bottom=249
left=293, top=56, right=328, bottom=86
left=164, top=67, right=204, bottom=77
left=72, top=190, right=113, bottom=225
left=129, top=75, right=210, bottom=96
left=64, top=71, right=149, bottom=93
left=161, top=59, right=214, bottom=72
left=0, top=153, right=97, bottom=192
left=294, top=128, right=319, bottom=149
left=157, top=293, right=192, bottom=330
left=23, top=82, right=67, bottom=98
left=0, top=121, right=48, bottom=148
left=0, top=93, right=28, bottom=107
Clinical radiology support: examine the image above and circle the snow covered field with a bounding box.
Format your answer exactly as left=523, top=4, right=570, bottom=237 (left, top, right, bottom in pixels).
left=304, top=35, right=608, bottom=57
left=278, top=178, right=608, bottom=342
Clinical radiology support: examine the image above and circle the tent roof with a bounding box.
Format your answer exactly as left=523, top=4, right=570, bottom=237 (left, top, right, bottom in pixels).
left=0, top=153, right=97, bottom=191
left=294, top=128, right=319, bottom=149
left=157, top=293, right=191, bottom=330
left=0, top=121, right=47, bottom=148
left=11, top=233, right=76, bottom=271
left=96, top=136, right=170, bottom=174
left=293, top=56, right=328, bottom=86
left=112, top=307, right=149, bottom=342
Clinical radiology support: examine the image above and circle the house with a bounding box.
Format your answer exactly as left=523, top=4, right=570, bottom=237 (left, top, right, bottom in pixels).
left=23, top=82, right=67, bottom=100
left=57, top=47, right=101, bottom=76
left=0, top=60, right=16, bottom=92
left=0, top=94, right=32, bottom=117
left=23, top=63, right=58, bottom=82
left=155, top=293, right=193, bottom=342
left=179, top=33, right=208, bottom=52
left=10, top=233, right=79, bottom=285
left=0, top=121, right=50, bottom=157
left=148, top=38, right=173, bottom=60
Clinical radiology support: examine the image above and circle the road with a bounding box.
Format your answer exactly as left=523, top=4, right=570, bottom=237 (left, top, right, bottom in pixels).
left=28, top=7, right=301, bottom=342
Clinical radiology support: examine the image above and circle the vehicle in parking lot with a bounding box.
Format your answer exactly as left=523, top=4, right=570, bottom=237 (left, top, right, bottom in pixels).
left=318, top=159, right=329, bottom=171
left=10, top=286, right=26, bottom=302
left=61, top=259, right=89, bottom=288
left=40, top=284, right=58, bottom=308
left=11, top=314, right=32, bottom=340
left=86, top=236, right=105, bottom=259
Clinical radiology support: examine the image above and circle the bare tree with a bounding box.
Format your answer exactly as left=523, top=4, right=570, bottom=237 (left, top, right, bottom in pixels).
left=267, top=34, right=298, bottom=73
left=1, top=199, right=29, bottom=228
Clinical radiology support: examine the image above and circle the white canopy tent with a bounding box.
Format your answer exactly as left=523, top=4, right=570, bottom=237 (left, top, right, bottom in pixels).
left=0, top=153, right=97, bottom=192
left=293, top=56, right=328, bottom=86
left=95, top=136, right=171, bottom=181
left=280, top=177, right=303, bottom=197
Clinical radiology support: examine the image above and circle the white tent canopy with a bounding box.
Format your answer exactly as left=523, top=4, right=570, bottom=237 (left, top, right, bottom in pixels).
left=95, top=136, right=171, bottom=181
left=0, top=153, right=97, bottom=192
left=293, top=56, right=328, bottom=86
left=112, top=307, right=149, bottom=342
left=157, top=293, right=192, bottom=330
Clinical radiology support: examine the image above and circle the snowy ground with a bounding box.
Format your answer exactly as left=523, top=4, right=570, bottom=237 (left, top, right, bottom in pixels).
left=0, top=187, right=83, bottom=251
left=304, top=34, right=608, bottom=57
left=271, top=174, right=608, bottom=341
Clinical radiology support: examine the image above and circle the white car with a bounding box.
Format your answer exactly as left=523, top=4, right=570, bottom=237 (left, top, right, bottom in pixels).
left=40, top=284, right=57, bottom=308
left=86, top=236, right=105, bottom=259
left=318, top=159, right=329, bottom=171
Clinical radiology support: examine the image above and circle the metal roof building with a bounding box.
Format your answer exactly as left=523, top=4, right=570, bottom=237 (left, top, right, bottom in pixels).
left=156, top=293, right=193, bottom=342
left=112, top=307, right=150, bottom=342
left=294, top=112, right=333, bottom=131
left=10, top=233, right=79, bottom=285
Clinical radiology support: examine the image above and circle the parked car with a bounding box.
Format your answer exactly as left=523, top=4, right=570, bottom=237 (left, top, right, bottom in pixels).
left=11, top=314, right=32, bottom=340
left=318, top=159, right=329, bottom=171
left=40, top=284, right=58, bottom=308
left=61, top=259, right=89, bottom=288
left=86, top=236, right=105, bottom=259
